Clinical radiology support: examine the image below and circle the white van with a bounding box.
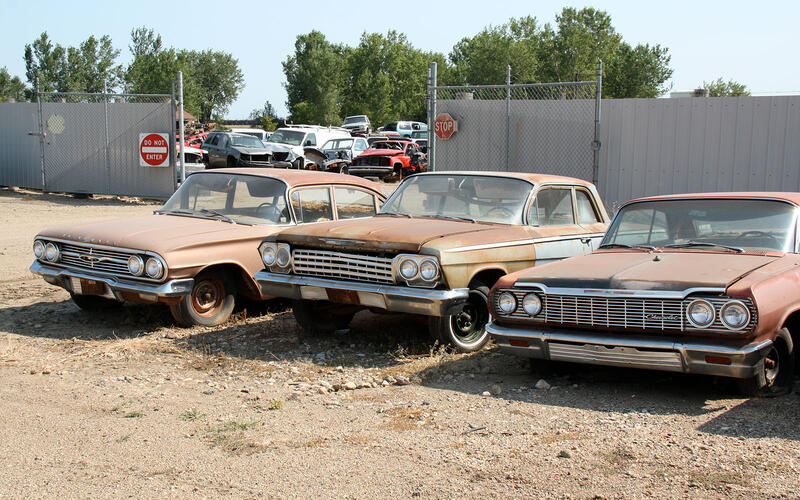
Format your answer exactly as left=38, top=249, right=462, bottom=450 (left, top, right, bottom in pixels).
left=230, top=128, right=271, bottom=144
left=264, top=125, right=352, bottom=168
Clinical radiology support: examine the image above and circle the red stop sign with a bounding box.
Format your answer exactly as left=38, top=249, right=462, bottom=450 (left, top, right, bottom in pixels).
left=140, top=133, right=170, bottom=166
left=434, top=113, right=458, bottom=139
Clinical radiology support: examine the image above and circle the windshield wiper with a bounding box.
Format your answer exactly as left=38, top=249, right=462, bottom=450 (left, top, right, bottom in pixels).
left=599, top=243, right=656, bottom=251
left=419, top=214, right=476, bottom=223
left=155, top=209, right=193, bottom=215
left=376, top=211, right=412, bottom=218
left=198, top=208, right=235, bottom=224
left=664, top=241, right=743, bottom=253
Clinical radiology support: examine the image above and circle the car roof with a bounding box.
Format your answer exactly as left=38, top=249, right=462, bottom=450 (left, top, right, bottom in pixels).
left=625, top=192, right=800, bottom=207
left=194, top=168, right=386, bottom=194
left=417, top=171, right=596, bottom=187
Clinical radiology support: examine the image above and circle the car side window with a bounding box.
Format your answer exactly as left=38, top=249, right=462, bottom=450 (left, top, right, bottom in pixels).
left=355, top=139, right=367, bottom=152
left=576, top=190, right=601, bottom=224
left=305, top=133, right=316, bottom=146
left=207, top=134, right=219, bottom=146
left=529, top=188, right=574, bottom=226
left=220, top=136, right=229, bottom=148
left=335, top=187, right=377, bottom=219
left=290, top=187, right=333, bottom=223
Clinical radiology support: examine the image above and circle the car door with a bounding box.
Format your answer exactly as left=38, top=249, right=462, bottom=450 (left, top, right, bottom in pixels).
left=574, top=187, right=607, bottom=252
left=525, top=185, right=591, bottom=265
left=204, top=133, right=220, bottom=167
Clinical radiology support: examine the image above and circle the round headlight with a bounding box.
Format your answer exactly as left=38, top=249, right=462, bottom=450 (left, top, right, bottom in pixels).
left=497, top=292, right=517, bottom=314
left=419, top=259, right=439, bottom=281
left=399, top=259, right=418, bottom=280
left=261, top=246, right=276, bottom=266
left=44, top=242, right=59, bottom=262
left=522, top=293, right=542, bottom=316
left=720, top=301, right=750, bottom=330
left=687, top=299, right=715, bottom=328
left=145, top=257, right=164, bottom=279
left=33, top=240, right=45, bottom=259
left=128, top=255, right=144, bottom=276
left=276, top=247, right=291, bottom=268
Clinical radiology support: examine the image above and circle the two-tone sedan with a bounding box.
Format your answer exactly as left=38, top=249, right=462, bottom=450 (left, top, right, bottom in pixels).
left=30, top=169, right=385, bottom=326
left=488, top=192, right=800, bottom=396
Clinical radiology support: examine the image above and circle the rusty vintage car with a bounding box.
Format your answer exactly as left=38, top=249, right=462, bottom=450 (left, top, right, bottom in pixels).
left=254, top=172, right=609, bottom=351
left=30, top=169, right=386, bottom=326
left=488, top=192, right=800, bottom=396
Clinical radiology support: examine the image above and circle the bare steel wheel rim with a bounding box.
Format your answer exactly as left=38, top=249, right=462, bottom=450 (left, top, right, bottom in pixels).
left=763, top=345, right=780, bottom=386
left=450, top=299, right=488, bottom=345
left=191, top=278, right=224, bottom=317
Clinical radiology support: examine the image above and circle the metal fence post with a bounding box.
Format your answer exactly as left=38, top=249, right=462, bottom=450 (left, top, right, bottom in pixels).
left=177, top=71, right=186, bottom=183
left=430, top=61, right=437, bottom=172
left=35, top=78, right=47, bottom=191
left=103, top=80, right=111, bottom=192
left=505, top=65, right=511, bottom=171
left=171, top=80, right=177, bottom=192
left=592, top=59, right=603, bottom=185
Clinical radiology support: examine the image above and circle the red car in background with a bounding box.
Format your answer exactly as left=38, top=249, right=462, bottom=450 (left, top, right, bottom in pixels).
left=346, top=140, right=424, bottom=179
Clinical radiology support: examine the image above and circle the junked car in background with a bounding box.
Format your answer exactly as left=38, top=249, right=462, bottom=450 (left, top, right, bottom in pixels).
left=341, top=115, right=372, bottom=135
left=347, top=140, right=424, bottom=179
left=254, top=172, right=609, bottom=351
left=303, top=136, right=370, bottom=172
left=230, top=128, right=272, bottom=145
left=381, top=121, right=427, bottom=138
left=202, top=132, right=273, bottom=169
left=263, top=125, right=351, bottom=169
left=488, top=192, right=800, bottom=396
left=30, top=169, right=386, bottom=327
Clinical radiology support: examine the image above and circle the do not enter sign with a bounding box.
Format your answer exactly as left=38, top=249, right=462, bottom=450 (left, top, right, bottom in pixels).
left=139, top=133, right=170, bottom=167
left=434, top=113, right=458, bottom=139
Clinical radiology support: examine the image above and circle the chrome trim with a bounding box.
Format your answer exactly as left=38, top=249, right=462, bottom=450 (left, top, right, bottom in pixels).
left=254, top=270, right=467, bottom=316
left=292, top=248, right=394, bottom=284
left=487, top=321, right=774, bottom=379
left=686, top=299, right=715, bottom=329
left=511, top=282, right=726, bottom=300
left=445, top=233, right=606, bottom=254
left=30, top=260, right=194, bottom=298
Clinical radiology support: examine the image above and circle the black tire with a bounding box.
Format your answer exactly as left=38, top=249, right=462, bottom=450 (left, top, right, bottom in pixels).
left=339, top=164, right=350, bottom=175
left=70, top=293, right=122, bottom=311
left=292, top=158, right=304, bottom=170
left=169, top=270, right=236, bottom=327
left=428, top=284, right=491, bottom=352
left=737, top=328, right=794, bottom=397
left=292, top=299, right=355, bottom=336
left=227, top=156, right=237, bottom=168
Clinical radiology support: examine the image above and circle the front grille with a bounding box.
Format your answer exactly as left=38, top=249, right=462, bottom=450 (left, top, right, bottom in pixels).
left=292, top=248, right=394, bottom=284
left=242, top=154, right=270, bottom=163
left=497, top=289, right=756, bottom=333
left=353, top=156, right=391, bottom=166
left=59, top=243, right=138, bottom=278
left=272, top=152, right=290, bottom=161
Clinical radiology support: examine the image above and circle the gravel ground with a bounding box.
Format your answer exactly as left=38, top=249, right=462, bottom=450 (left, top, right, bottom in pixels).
left=1, top=186, right=799, bottom=498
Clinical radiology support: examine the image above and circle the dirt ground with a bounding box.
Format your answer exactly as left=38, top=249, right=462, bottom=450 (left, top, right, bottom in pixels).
left=1, top=186, right=799, bottom=499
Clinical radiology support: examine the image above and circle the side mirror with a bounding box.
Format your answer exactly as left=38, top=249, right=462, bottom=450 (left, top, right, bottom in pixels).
left=304, top=140, right=313, bottom=146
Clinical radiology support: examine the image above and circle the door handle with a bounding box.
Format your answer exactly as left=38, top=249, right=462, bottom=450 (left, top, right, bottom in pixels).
left=580, top=238, right=592, bottom=244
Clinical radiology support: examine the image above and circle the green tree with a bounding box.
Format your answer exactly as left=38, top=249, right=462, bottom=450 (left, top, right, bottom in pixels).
left=249, top=101, right=279, bottom=130
left=604, top=43, right=673, bottom=98
left=703, top=78, right=750, bottom=96
left=282, top=31, right=345, bottom=124
left=191, top=49, right=245, bottom=122
left=448, top=16, right=541, bottom=85
left=0, top=67, right=26, bottom=102
left=23, top=32, right=68, bottom=95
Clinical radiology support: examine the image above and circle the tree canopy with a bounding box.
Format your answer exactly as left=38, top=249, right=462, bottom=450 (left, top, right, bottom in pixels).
left=0, top=67, right=26, bottom=102
left=702, top=77, right=750, bottom=96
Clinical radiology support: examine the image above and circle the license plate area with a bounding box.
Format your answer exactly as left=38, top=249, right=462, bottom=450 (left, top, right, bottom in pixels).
left=69, top=277, right=112, bottom=297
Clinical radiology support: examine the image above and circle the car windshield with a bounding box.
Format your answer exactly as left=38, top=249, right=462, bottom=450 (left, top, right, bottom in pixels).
left=161, top=173, right=290, bottom=225
left=380, top=174, right=532, bottom=224
left=343, top=116, right=366, bottom=124
left=230, top=135, right=266, bottom=148
left=268, top=130, right=306, bottom=146
left=602, top=199, right=797, bottom=252
left=372, top=141, right=405, bottom=151
left=322, top=138, right=354, bottom=150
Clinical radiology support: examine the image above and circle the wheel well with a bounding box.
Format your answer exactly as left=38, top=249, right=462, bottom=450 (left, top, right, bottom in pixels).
left=781, top=310, right=800, bottom=372
left=198, top=263, right=259, bottom=300
left=469, top=269, right=506, bottom=289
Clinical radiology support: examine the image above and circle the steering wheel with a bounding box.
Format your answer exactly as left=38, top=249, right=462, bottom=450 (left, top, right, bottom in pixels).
left=257, top=202, right=281, bottom=222
left=740, top=230, right=779, bottom=243
left=486, top=206, right=513, bottom=218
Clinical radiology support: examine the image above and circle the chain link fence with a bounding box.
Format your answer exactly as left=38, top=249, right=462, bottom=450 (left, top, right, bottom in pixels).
left=36, top=90, right=177, bottom=198
left=428, top=63, right=601, bottom=183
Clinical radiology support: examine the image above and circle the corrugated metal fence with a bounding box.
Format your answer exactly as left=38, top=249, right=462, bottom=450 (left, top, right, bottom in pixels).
left=0, top=103, right=42, bottom=189
left=598, top=96, right=800, bottom=207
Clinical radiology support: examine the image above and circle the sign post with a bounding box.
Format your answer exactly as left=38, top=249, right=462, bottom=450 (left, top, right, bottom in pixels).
left=434, top=113, right=458, bottom=140
left=139, top=133, right=170, bottom=167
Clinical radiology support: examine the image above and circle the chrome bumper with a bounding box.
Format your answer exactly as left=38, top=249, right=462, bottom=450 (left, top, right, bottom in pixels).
left=254, top=271, right=468, bottom=316
left=487, top=321, right=773, bottom=379
left=348, top=166, right=393, bottom=176
left=30, top=260, right=194, bottom=301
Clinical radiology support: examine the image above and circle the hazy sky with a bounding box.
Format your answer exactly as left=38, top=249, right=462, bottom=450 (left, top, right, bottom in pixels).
left=2, top=0, right=798, bottom=118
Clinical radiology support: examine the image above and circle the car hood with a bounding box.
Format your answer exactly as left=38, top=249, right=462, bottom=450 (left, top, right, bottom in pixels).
left=360, top=149, right=403, bottom=157
left=274, top=216, right=529, bottom=254
left=507, top=250, right=778, bottom=292
left=37, top=214, right=276, bottom=256
left=262, top=142, right=298, bottom=153
left=231, top=146, right=271, bottom=154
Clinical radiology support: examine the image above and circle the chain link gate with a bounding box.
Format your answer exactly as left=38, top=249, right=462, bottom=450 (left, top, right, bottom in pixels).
left=35, top=88, right=177, bottom=198
left=427, top=62, right=602, bottom=184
